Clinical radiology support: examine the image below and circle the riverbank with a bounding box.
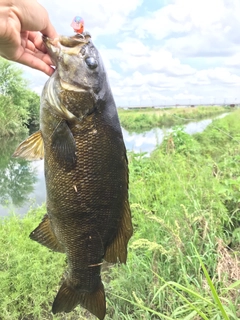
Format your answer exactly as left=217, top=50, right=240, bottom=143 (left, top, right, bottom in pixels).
left=1, top=110, right=240, bottom=319
left=118, top=105, right=231, bottom=132
left=0, top=113, right=227, bottom=217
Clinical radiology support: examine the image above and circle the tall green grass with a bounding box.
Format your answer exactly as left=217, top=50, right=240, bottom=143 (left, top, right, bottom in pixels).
left=1, top=110, right=240, bottom=319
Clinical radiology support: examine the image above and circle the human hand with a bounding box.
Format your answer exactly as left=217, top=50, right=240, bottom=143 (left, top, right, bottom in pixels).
left=0, top=0, right=58, bottom=76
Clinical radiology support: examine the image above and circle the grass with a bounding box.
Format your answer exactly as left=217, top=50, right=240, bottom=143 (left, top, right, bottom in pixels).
left=1, top=109, right=240, bottom=319
left=118, top=106, right=231, bottom=132
left=0, top=207, right=66, bottom=319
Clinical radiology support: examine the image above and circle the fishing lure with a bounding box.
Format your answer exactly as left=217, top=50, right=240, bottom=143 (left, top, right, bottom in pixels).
left=71, top=16, right=84, bottom=34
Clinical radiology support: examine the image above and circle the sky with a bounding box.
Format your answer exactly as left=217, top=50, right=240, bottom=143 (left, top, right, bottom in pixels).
left=20, top=0, right=240, bottom=107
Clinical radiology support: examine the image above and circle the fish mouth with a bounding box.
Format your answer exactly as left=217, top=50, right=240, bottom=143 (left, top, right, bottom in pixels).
left=43, top=33, right=91, bottom=55
left=43, top=34, right=96, bottom=98
left=43, top=35, right=61, bottom=55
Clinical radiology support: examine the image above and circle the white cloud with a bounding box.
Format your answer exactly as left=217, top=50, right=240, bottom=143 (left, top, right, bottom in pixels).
left=39, top=0, right=143, bottom=37
left=175, top=0, right=225, bottom=30
left=117, top=39, right=149, bottom=57
left=132, top=0, right=228, bottom=40
left=174, top=92, right=203, bottom=101
left=17, top=0, right=240, bottom=106
left=129, top=0, right=240, bottom=59
left=114, top=38, right=196, bottom=76
left=192, top=68, right=240, bottom=86
left=123, top=71, right=183, bottom=89
left=225, top=53, right=240, bottom=67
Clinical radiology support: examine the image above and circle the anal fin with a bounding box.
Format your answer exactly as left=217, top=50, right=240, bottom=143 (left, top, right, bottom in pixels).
left=30, top=214, right=65, bottom=253
left=52, top=280, right=106, bottom=320
left=13, top=130, right=44, bottom=160
left=104, top=201, right=133, bottom=263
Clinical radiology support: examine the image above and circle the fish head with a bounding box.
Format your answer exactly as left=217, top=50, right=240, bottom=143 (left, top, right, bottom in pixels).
left=43, top=33, right=108, bottom=98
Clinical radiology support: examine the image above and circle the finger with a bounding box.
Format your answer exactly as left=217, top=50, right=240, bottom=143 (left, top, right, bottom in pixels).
left=22, top=36, right=54, bottom=66
left=38, top=52, right=54, bottom=67
left=27, top=49, right=54, bottom=69
left=17, top=51, right=55, bottom=76
left=21, top=3, right=58, bottom=39
left=27, top=32, right=49, bottom=53
left=41, top=21, right=58, bottom=39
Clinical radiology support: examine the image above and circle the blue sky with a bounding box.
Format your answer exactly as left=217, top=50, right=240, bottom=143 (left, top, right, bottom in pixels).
left=21, top=0, right=240, bottom=107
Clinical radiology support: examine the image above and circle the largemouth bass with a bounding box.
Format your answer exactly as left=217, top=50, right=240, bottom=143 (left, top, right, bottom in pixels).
left=13, top=32, right=133, bottom=320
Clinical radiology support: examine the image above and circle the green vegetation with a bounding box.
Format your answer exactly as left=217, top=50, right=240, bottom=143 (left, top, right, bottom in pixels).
left=1, top=110, right=240, bottom=319
left=0, top=58, right=40, bottom=137
left=118, top=106, right=231, bottom=132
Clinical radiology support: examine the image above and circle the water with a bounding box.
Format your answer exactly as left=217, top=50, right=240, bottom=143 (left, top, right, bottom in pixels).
left=123, top=113, right=228, bottom=153
left=0, top=114, right=227, bottom=217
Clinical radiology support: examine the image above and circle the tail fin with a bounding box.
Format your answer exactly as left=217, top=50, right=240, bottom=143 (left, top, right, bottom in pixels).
left=52, top=279, right=106, bottom=320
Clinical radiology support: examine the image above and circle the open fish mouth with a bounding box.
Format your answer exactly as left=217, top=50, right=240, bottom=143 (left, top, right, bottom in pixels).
left=43, top=33, right=98, bottom=98
left=43, top=33, right=91, bottom=53
left=42, top=35, right=60, bottom=49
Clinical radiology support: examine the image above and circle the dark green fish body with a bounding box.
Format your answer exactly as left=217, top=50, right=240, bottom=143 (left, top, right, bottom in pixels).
left=13, top=33, right=133, bottom=320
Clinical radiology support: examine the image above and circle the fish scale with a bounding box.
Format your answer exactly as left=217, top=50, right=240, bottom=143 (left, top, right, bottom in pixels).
left=13, top=32, right=132, bottom=320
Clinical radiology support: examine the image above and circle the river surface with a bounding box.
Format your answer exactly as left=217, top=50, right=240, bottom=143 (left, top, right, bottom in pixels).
left=0, top=114, right=227, bottom=217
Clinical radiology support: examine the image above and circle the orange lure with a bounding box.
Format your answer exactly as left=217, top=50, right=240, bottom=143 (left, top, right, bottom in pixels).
left=71, top=16, right=84, bottom=34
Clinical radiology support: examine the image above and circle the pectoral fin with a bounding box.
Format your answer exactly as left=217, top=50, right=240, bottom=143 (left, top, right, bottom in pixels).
left=104, top=201, right=133, bottom=263
left=30, top=214, right=65, bottom=253
left=12, top=130, right=44, bottom=160
left=51, top=120, right=76, bottom=166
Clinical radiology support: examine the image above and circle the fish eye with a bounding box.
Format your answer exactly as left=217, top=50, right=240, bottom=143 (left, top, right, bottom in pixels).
left=85, top=57, right=98, bottom=69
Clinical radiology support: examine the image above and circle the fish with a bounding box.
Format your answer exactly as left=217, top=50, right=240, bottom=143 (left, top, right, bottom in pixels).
left=13, top=32, right=133, bottom=320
